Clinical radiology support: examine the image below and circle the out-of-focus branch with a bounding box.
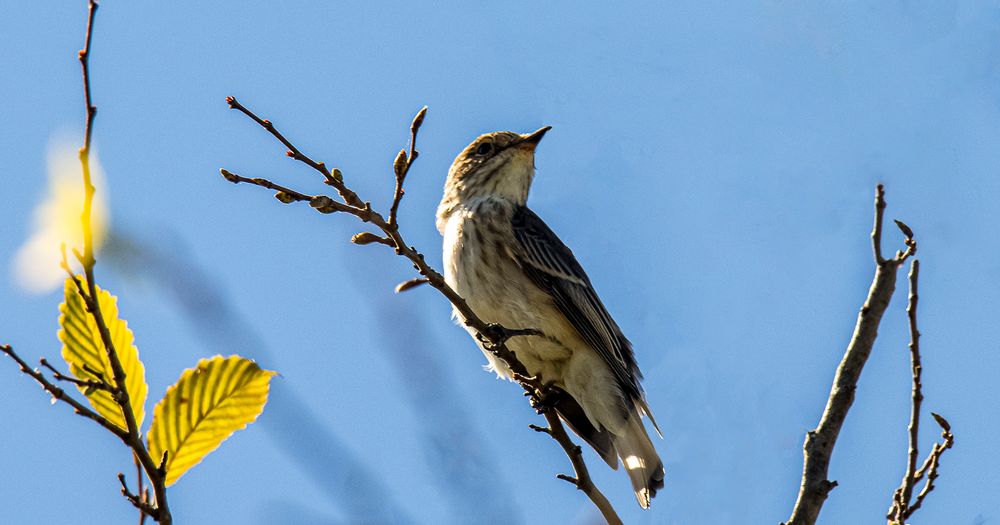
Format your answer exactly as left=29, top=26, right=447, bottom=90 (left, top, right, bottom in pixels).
left=222, top=99, right=621, bottom=523
left=783, top=185, right=917, bottom=525
left=2, top=2, right=172, bottom=522
left=886, top=260, right=954, bottom=524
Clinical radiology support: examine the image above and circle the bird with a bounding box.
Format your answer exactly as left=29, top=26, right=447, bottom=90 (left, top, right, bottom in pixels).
left=436, top=126, right=664, bottom=508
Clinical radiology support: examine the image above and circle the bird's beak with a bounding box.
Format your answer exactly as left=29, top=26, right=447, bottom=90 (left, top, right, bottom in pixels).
left=519, top=126, right=552, bottom=149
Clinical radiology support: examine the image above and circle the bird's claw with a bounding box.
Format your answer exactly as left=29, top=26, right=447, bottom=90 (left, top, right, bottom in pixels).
left=478, top=323, right=544, bottom=349
left=528, top=381, right=560, bottom=414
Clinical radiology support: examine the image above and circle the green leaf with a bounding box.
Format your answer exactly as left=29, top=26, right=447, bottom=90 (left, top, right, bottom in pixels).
left=148, top=355, right=275, bottom=486
left=58, top=277, right=147, bottom=431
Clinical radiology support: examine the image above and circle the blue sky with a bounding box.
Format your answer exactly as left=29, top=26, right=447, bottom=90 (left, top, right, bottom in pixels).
left=3, top=2, right=999, bottom=524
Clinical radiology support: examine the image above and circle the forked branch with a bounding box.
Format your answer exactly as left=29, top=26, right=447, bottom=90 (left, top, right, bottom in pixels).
left=783, top=185, right=918, bottom=525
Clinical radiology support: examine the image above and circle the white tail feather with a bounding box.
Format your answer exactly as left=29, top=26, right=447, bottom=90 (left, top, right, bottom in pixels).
left=613, top=412, right=664, bottom=509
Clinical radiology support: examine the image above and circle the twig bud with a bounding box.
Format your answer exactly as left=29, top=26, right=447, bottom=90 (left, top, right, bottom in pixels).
left=894, top=219, right=914, bottom=240
left=411, top=106, right=428, bottom=133
left=274, top=192, right=296, bottom=204
left=352, top=232, right=390, bottom=246
left=309, top=195, right=338, bottom=214
left=331, top=168, right=343, bottom=184
left=930, top=412, right=951, bottom=432
left=393, top=149, right=407, bottom=176
left=219, top=168, right=240, bottom=183
left=395, top=277, right=429, bottom=293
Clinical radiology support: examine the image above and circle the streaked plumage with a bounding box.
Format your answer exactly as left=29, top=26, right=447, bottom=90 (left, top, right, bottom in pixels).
left=437, top=128, right=664, bottom=508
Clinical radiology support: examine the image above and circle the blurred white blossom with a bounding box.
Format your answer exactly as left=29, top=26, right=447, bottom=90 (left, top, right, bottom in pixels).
left=13, top=136, right=109, bottom=293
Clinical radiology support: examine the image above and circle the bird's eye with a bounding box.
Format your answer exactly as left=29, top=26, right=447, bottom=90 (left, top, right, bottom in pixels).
left=475, top=142, right=493, bottom=156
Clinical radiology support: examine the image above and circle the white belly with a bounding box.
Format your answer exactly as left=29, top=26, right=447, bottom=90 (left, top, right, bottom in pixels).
left=442, top=210, right=573, bottom=381
left=441, top=206, right=630, bottom=434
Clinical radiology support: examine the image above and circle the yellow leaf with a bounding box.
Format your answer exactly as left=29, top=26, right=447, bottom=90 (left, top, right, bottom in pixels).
left=58, top=277, right=147, bottom=431
left=148, top=355, right=275, bottom=486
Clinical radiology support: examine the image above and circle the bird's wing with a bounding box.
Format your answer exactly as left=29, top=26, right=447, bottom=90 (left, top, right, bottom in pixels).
left=510, top=205, right=643, bottom=402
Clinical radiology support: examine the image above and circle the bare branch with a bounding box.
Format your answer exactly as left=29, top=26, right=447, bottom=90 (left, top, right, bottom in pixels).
left=223, top=100, right=621, bottom=522
left=883, top=260, right=953, bottom=524
left=905, top=416, right=954, bottom=519
left=540, top=407, right=623, bottom=525
left=388, top=106, right=427, bottom=231
left=118, top=473, right=158, bottom=517
left=226, top=96, right=365, bottom=208
left=1, top=344, right=127, bottom=440
left=871, top=184, right=888, bottom=265
left=39, top=357, right=114, bottom=393
left=134, top=454, right=147, bottom=525
left=783, top=185, right=914, bottom=525
left=887, top=259, right=924, bottom=522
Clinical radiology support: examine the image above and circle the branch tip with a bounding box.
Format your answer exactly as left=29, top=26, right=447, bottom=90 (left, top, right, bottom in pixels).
left=556, top=474, right=580, bottom=486
left=394, top=278, right=429, bottom=293
left=220, top=168, right=240, bottom=183
left=410, top=106, right=428, bottom=133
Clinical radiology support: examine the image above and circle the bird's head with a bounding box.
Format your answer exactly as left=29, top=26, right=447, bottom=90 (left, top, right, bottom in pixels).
left=441, top=126, right=551, bottom=209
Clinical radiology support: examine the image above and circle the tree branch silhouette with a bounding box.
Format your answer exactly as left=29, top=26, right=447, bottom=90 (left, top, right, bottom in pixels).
left=221, top=99, right=623, bottom=524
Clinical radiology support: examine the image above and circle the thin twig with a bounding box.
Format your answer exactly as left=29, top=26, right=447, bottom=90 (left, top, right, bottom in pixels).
left=39, top=357, right=113, bottom=393
left=220, top=168, right=315, bottom=203
left=226, top=96, right=364, bottom=208
left=135, top=454, right=147, bottom=525
left=60, top=243, right=91, bottom=302
left=388, top=106, right=427, bottom=232
left=540, top=408, right=623, bottom=525
left=222, top=100, right=620, bottom=522
left=1, top=345, right=128, bottom=440
left=118, top=473, right=158, bottom=517
left=394, top=277, right=430, bottom=293
left=887, top=259, right=924, bottom=523
left=905, top=418, right=953, bottom=519
left=783, top=185, right=915, bottom=525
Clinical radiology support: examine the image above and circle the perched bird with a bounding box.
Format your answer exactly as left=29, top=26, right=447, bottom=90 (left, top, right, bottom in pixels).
left=436, top=126, right=664, bottom=508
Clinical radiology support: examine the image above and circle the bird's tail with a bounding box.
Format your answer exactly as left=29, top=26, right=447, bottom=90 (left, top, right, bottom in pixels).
left=612, top=411, right=664, bottom=509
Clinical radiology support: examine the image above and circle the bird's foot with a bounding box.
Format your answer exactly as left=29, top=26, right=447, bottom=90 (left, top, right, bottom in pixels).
left=478, top=323, right=543, bottom=348
left=528, top=381, right=561, bottom=415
